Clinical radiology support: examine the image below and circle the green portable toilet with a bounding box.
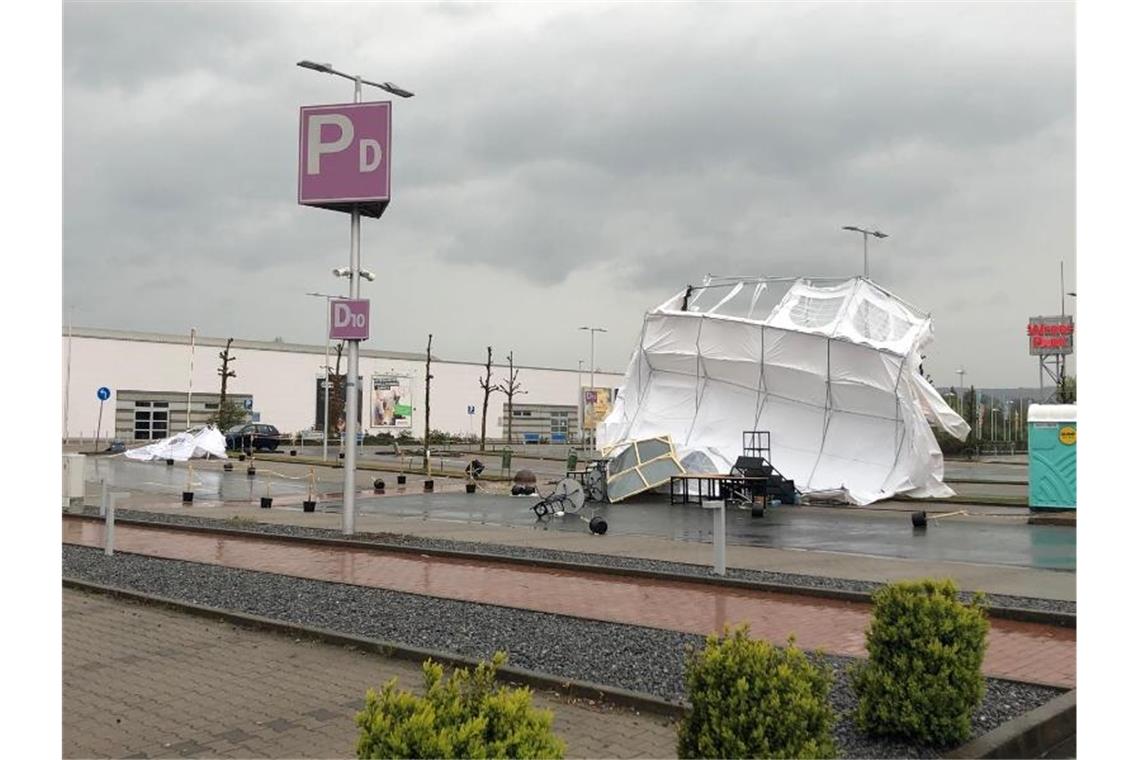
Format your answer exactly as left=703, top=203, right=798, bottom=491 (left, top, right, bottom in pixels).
left=1027, top=404, right=1076, bottom=510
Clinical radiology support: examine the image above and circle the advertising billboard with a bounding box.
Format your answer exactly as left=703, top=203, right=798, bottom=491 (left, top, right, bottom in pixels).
left=581, top=387, right=614, bottom=431
left=298, top=101, right=392, bottom=218
left=315, top=375, right=361, bottom=431
left=1027, top=315, right=1074, bottom=356
left=372, top=375, right=413, bottom=428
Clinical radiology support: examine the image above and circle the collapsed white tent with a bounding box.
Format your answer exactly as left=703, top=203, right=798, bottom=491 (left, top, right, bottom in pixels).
left=124, top=426, right=229, bottom=462
left=597, top=276, right=969, bottom=505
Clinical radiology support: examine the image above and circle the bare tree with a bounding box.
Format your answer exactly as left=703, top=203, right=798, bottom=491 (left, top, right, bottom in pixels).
left=495, top=351, right=526, bottom=445
left=423, top=334, right=434, bottom=468
left=330, top=342, right=345, bottom=436
left=212, top=338, right=243, bottom=430
left=478, top=346, right=500, bottom=452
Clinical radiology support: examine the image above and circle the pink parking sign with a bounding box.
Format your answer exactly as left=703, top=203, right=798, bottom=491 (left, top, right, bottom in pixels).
left=329, top=299, right=370, bottom=341
left=298, top=102, right=391, bottom=218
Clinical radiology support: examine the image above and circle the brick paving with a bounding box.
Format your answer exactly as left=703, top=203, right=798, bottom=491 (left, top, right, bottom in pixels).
left=63, top=520, right=1075, bottom=688
left=63, top=588, right=678, bottom=759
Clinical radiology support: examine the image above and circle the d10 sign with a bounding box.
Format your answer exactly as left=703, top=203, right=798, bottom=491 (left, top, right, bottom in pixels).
left=330, top=299, right=370, bottom=341
left=298, top=102, right=391, bottom=218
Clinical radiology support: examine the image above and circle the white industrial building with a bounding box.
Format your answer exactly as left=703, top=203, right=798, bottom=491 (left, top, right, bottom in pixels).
left=61, top=327, right=623, bottom=444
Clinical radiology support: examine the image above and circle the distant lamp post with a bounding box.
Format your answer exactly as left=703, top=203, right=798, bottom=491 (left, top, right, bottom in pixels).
left=305, top=291, right=344, bottom=461
left=841, top=226, right=888, bottom=279
left=579, top=327, right=607, bottom=446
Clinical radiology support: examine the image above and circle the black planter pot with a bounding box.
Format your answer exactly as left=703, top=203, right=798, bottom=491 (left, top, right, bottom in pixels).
left=260, top=497, right=273, bottom=509
left=338, top=452, right=345, bottom=460
left=911, top=511, right=928, bottom=528
left=166, top=459, right=175, bottom=466
left=238, top=454, right=246, bottom=462
left=290, top=450, right=297, bottom=457
left=182, top=491, right=194, bottom=503
left=589, top=516, right=608, bottom=535
left=373, top=478, right=386, bottom=492
left=302, top=500, right=316, bottom=513
left=223, top=463, right=233, bottom=472
left=423, top=479, right=434, bottom=493
left=247, top=466, right=256, bottom=477
left=397, top=475, right=407, bottom=485
left=465, top=483, right=477, bottom=494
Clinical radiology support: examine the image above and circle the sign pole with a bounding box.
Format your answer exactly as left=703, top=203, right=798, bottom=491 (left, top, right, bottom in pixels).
left=342, top=74, right=364, bottom=537
left=95, top=399, right=104, bottom=453
left=323, top=303, right=330, bottom=462
left=94, top=387, right=111, bottom=452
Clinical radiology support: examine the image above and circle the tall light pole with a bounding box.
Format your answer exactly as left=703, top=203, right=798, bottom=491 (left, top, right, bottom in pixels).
left=841, top=226, right=888, bottom=279
left=64, top=306, right=74, bottom=444
left=577, top=359, right=584, bottom=444
left=186, top=328, right=197, bottom=430
left=579, top=327, right=606, bottom=446
left=306, top=291, right=344, bottom=461
left=955, top=366, right=966, bottom=415
left=298, top=59, right=413, bottom=536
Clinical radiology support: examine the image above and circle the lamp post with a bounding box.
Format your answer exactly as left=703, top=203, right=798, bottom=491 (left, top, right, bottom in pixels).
left=579, top=327, right=606, bottom=446
left=841, top=226, right=888, bottom=279
left=298, top=59, right=412, bottom=537
left=955, top=367, right=967, bottom=415
left=305, top=291, right=346, bottom=461
left=64, top=306, right=74, bottom=445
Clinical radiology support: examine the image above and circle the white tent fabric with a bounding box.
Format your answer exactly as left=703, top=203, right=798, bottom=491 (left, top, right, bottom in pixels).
left=124, top=426, right=229, bottom=462
left=597, top=276, right=969, bottom=505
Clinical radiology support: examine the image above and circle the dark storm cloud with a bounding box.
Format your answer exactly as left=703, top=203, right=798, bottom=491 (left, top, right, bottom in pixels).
left=62, top=1, right=1074, bottom=383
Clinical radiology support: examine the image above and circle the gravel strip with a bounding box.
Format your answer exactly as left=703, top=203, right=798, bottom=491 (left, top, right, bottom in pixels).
left=63, top=545, right=1063, bottom=759
left=77, top=507, right=1076, bottom=615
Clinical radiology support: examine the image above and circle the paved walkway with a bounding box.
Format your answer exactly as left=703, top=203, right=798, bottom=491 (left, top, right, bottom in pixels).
left=63, top=588, right=678, bottom=759
left=64, top=520, right=1075, bottom=689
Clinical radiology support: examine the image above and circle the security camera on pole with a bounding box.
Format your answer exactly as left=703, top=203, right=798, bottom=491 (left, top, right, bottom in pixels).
left=297, top=60, right=414, bottom=535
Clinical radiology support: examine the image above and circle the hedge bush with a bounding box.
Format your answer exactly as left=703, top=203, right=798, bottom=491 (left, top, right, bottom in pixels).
left=355, top=652, right=565, bottom=759
left=677, top=625, right=836, bottom=759
left=851, top=579, right=990, bottom=746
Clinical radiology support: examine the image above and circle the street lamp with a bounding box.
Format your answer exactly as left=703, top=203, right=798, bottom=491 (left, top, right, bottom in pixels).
left=579, top=327, right=607, bottom=446
left=841, top=226, right=888, bottom=279
left=298, top=58, right=413, bottom=537
left=955, top=366, right=967, bottom=415
left=305, top=291, right=344, bottom=461
left=297, top=60, right=415, bottom=98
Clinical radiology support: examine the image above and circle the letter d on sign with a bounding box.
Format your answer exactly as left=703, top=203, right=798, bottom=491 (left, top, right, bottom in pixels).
left=333, top=302, right=352, bottom=328
left=359, top=139, right=382, bottom=172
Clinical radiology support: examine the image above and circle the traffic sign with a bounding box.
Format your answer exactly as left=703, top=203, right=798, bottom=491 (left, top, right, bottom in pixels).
left=329, top=298, right=370, bottom=341
left=467, top=405, right=476, bottom=415
left=298, top=101, right=392, bottom=218
left=243, top=398, right=254, bottom=410
left=97, top=387, right=111, bottom=401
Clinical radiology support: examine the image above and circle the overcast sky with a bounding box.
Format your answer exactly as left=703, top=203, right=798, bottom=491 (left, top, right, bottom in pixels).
left=62, top=1, right=1074, bottom=387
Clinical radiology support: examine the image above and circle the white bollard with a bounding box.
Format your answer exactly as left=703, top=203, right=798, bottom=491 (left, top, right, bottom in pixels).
left=105, top=494, right=115, bottom=556
left=62, top=452, right=87, bottom=510
left=702, top=500, right=727, bottom=576
left=99, top=480, right=108, bottom=517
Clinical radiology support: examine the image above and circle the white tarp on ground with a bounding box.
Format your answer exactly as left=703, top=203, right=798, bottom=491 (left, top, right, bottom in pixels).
left=597, top=276, right=969, bottom=505
left=124, top=426, right=229, bottom=462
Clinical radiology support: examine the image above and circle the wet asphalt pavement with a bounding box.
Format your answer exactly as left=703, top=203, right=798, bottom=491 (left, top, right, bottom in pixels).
left=84, top=456, right=1072, bottom=571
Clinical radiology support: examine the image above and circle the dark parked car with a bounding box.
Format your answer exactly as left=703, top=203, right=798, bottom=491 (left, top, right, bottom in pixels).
left=225, top=423, right=281, bottom=452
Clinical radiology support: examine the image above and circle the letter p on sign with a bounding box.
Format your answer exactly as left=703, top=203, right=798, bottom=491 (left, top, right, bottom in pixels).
left=329, top=299, right=370, bottom=341
left=298, top=102, right=391, bottom=218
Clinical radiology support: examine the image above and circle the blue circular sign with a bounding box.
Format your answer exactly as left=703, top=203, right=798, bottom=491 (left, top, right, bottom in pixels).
left=243, top=398, right=254, bottom=410
left=97, top=387, right=111, bottom=401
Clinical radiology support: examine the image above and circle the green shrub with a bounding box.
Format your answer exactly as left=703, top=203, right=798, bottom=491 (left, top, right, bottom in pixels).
left=852, top=579, right=989, bottom=746
left=355, top=652, right=565, bottom=759
left=677, top=626, right=836, bottom=759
